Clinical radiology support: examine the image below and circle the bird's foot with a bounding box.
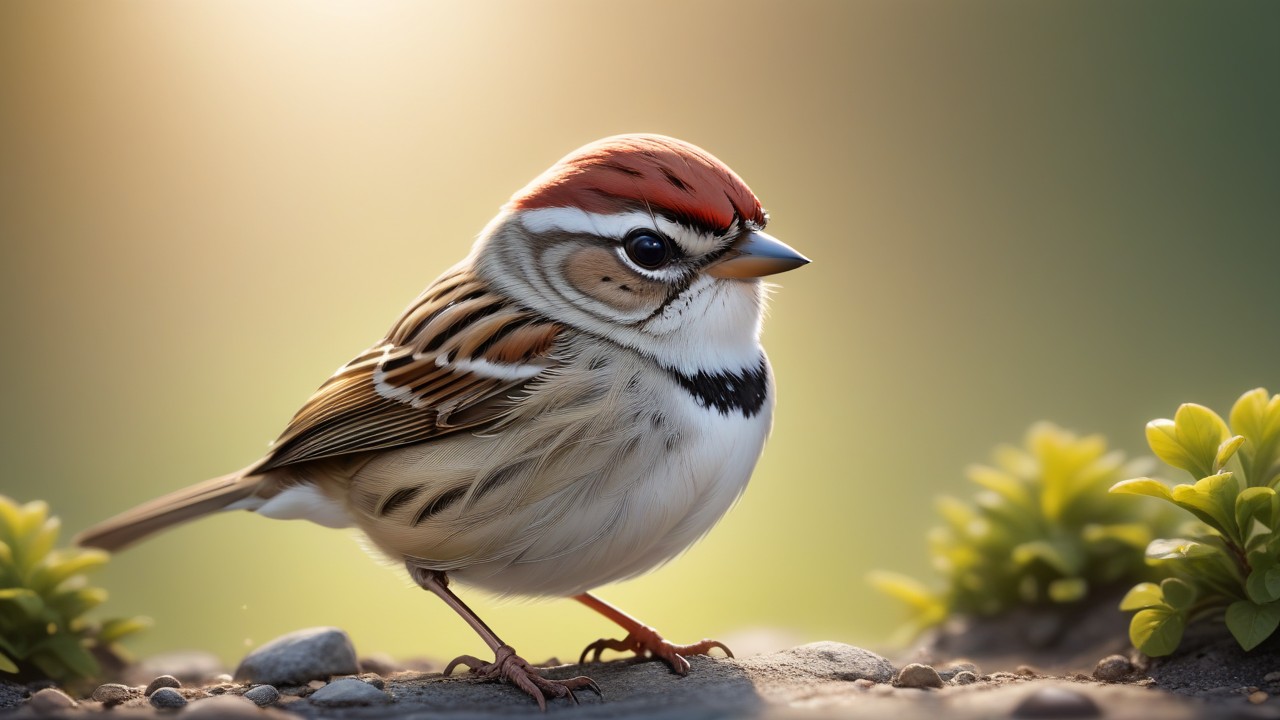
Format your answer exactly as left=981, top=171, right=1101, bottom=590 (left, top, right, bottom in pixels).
left=444, top=644, right=601, bottom=711
left=578, top=625, right=733, bottom=675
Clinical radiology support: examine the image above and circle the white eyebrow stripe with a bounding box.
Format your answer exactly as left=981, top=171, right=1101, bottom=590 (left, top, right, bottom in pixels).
left=516, top=207, right=721, bottom=254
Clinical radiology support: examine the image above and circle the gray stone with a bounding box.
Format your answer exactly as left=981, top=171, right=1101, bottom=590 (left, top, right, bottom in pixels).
left=895, top=663, right=945, bottom=689
left=146, top=674, right=182, bottom=695
left=27, top=688, right=76, bottom=714
left=149, top=687, right=188, bottom=709
left=234, top=627, right=359, bottom=685
left=937, top=661, right=981, bottom=681
left=951, top=670, right=979, bottom=685
left=244, top=684, right=281, bottom=707
left=91, top=682, right=133, bottom=706
left=742, top=641, right=894, bottom=683
left=1012, top=686, right=1101, bottom=718
left=308, top=677, right=391, bottom=706
left=1093, top=654, right=1135, bottom=682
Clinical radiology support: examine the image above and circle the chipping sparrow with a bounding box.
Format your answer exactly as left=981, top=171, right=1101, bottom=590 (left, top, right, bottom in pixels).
left=76, top=134, right=808, bottom=708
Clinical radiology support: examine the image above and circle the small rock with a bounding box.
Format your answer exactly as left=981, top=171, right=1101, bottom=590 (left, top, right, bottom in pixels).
left=1266, top=671, right=1280, bottom=683
left=952, top=671, right=979, bottom=685
left=307, top=680, right=327, bottom=690
left=180, top=695, right=263, bottom=719
left=895, top=663, right=944, bottom=689
left=745, top=642, right=894, bottom=683
left=1093, top=654, right=1135, bottom=682
left=244, top=685, right=281, bottom=707
left=308, top=678, right=391, bottom=706
left=1016, top=665, right=1040, bottom=676
left=358, top=673, right=385, bottom=690
left=150, top=687, right=188, bottom=709
left=213, top=673, right=233, bottom=683
left=28, top=688, right=77, bottom=714
left=235, top=627, right=359, bottom=686
left=853, top=678, right=876, bottom=689
left=937, top=661, right=980, bottom=681
left=1012, top=686, right=1101, bottom=719
left=91, top=683, right=133, bottom=706
left=990, top=672, right=1022, bottom=681
left=146, top=675, right=182, bottom=695
left=206, top=683, right=237, bottom=695
left=1252, top=691, right=1270, bottom=705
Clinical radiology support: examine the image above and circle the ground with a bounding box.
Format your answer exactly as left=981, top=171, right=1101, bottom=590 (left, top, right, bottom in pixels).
left=4, top=623, right=1280, bottom=719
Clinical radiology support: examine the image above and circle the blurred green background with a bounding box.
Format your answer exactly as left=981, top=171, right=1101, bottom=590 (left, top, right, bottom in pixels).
left=1, top=0, right=1277, bottom=666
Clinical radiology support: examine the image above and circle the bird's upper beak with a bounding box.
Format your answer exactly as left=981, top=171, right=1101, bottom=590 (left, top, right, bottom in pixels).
left=706, top=230, right=810, bottom=278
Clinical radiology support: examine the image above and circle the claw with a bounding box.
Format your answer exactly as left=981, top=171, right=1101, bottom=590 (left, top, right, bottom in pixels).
left=577, top=627, right=734, bottom=675
left=444, top=644, right=599, bottom=710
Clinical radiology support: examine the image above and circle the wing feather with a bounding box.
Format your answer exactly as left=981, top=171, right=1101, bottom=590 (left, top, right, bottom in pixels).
left=257, top=267, right=562, bottom=472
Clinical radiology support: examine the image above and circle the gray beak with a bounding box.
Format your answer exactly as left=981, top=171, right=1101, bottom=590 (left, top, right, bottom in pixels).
left=706, top=230, right=810, bottom=279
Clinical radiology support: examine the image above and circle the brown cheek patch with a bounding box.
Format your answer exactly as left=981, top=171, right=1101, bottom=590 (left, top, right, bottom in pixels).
left=564, top=247, right=667, bottom=314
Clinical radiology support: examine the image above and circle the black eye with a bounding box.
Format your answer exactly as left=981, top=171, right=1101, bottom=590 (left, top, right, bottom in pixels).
left=624, top=230, right=671, bottom=270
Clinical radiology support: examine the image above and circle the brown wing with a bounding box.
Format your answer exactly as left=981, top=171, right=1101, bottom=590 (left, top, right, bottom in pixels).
left=256, top=266, right=563, bottom=472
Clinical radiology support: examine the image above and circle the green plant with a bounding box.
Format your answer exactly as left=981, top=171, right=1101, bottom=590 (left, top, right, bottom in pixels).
left=1112, top=388, right=1280, bottom=656
left=872, top=422, right=1169, bottom=639
left=0, top=495, right=149, bottom=685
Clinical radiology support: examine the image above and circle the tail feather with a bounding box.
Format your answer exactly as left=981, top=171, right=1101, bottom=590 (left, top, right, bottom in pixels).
left=74, top=471, right=263, bottom=552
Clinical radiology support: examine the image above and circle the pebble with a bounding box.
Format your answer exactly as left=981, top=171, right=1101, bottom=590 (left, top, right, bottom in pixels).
left=951, top=671, right=979, bottom=685
left=1093, top=654, right=1135, bottom=682
left=28, top=688, right=77, bottom=714
left=146, top=675, right=182, bottom=695
left=308, top=677, right=391, bottom=706
left=1251, top=691, right=1270, bottom=705
left=853, top=678, right=876, bottom=689
left=235, top=627, right=359, bottom=686
left=894, top=663, right=944, bottom=689
left=307, top=680, right=327, bottom=690
left=937, top=661, right=980, bottom=681
left=91, top=683, right=133, bottom=706
left=359, top=673, right=386, bottom=690
left=244, top=684, right=281, bottom=707
left=1016, top=665, right=1040, bottom=676
left=1266, top=671, right=1280, bottom=683
left=1012, top=686, right=1101, bottom=719
left=150, top=687, right=188, bottom=709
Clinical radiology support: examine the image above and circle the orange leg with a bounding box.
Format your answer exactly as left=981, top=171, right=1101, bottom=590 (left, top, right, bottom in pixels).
left=573, top=592, right=733, bottom=675
left=407, top=563, right=601, bottom=710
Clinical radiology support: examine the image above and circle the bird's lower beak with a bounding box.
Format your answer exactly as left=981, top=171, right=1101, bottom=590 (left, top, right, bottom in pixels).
left=706, top=230, right=810, bottom=279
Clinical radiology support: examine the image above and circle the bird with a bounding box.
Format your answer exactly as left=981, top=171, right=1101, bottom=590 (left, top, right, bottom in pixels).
left=75, top=133, right=808, bottom=708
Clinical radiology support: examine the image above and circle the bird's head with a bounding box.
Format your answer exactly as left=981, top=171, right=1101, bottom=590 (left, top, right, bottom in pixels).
left=475, top=134, right=808, bottom=371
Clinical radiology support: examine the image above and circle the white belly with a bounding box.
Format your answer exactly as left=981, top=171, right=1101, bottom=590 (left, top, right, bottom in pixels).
left=452, top=388, right=773, bottom=596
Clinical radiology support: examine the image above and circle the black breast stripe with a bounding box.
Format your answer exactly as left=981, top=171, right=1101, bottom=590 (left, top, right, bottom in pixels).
left=665, top=357, right=768, bottom=418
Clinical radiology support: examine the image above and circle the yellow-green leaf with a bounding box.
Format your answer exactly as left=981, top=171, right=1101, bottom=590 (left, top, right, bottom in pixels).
left=1173, top=403, right=1231, bottom=478
left=1048, top=577, right=1087, bottom=603
left=1130, top=606, right=1186, bottom=656
left=1110, top=477, right=1174, bottom=501
left=1120, top=582, right=1164, bottom=611
left=0, top=651, right=17, bottom=674
left=1160, top=577, right=1195, bottom=610
left=1226, top=600, right=1280, bottom=651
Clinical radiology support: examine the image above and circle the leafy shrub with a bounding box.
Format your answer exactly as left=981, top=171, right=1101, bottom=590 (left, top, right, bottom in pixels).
left=1112, top=388, right=1280, bottom=656
left=872, top=422, right=1169, bottom=639
left=0, top=495, right=148, bottom=685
